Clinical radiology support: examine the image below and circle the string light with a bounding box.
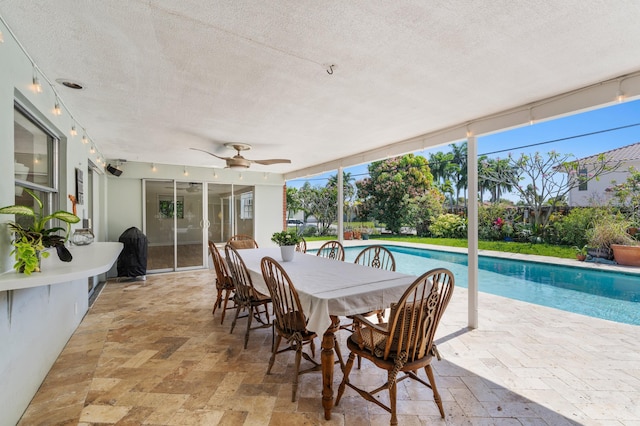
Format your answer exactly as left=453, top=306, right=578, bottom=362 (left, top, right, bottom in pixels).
left=90, top=144, right=96, bottom=154
left=151, top=163, right=157, bottom=172
left=213, top=169, right=218, bottom=178
left=0, top=30, right=4, bottom=43
left=616, top=80, right=625, bottom=103
left=70, top=125, right=77, bottom=136
left=53, top=98, right=62, bottom=116
left=183, top=166, right=188, bottom=176
left=528, top=108, right=535, bottom=125
left=82, top=130, right=89, bottom=144
left=32, top=74, right=42, bottom=93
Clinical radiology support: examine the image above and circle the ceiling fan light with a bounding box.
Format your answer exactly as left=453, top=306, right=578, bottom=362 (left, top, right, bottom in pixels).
left=229, top=164, right=249, bottom=170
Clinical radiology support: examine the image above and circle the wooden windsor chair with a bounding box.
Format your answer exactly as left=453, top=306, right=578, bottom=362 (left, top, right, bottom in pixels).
left=225, top=244, right=271, bottom=349
left=335, top=268, right=455, bottom=426
left=208, top=241, right=235, bottom=324
left=261, top=256, right=344, bottom=402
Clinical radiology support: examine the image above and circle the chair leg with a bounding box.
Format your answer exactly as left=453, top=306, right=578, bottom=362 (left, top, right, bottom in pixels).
left=357, top=354, right=362, bottom=369
left=332, top=335, right=345, bottom=371
left=335, top=352, right=356, bottom=406
left=310, top=337, right=316, bottom=358
left=425, top=364, right=445, bottom=418
left=212, top=288, right=223, bottom=315
left=244, top=307, right=254, bottom=349
left=220, top=289, right=231, bottom=325
left=389, top=371, right=398, bottom=426
left=292, top=345, right=303, bottom=402
left=229, top=304, right=242, bottom=334
left=267, top=334, right=282, bottom=375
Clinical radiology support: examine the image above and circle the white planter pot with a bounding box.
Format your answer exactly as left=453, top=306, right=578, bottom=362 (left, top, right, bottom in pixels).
left=280, top=245, right=295, bottom=262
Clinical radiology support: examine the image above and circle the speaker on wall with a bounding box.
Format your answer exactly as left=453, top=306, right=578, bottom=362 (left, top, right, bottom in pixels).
left=106, top=164, right=123, bottom=177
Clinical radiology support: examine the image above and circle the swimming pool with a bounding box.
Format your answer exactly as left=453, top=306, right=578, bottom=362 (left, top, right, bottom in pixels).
left=342, top=245, right=640, bottom=326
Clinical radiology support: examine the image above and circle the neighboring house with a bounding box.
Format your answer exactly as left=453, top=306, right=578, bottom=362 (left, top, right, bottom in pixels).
left=567, top=142, right=640, bottom=206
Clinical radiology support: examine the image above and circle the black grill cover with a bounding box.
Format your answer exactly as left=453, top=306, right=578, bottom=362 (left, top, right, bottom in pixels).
left=117, top=227, right=148, bottom=277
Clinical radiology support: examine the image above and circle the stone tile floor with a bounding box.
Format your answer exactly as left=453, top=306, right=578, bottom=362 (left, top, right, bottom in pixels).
left=18, top=246, right=640, bottom=425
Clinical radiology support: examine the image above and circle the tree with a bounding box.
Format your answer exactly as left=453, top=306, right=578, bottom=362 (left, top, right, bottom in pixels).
left=356, top=154, right=435, bottom=234
left=296, top=182, right=337, bottom=235
left=328, top=171, right=357, bottom=224
left=285, top=187, right=301, bottom=220
left=450, top=142, right=468, bottom=206
left=479, top=150, right=617, bottom=235
left=428, top=151, right=457, bottom=207
left=478, top=157, right=516, bottom=203
left=607, top=166, right=640, bottom=225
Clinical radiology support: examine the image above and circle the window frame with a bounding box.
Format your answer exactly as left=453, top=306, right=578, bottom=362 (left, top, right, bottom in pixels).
left=14, top=101, right=60, bottom=214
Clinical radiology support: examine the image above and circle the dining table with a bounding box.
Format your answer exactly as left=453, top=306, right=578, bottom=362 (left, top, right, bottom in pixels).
left=234, top=247, right=417, bottom=420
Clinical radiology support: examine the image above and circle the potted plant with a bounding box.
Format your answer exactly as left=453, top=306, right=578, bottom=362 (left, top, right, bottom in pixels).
left=0, top=188, right=80, bottom=274
left=572, top=245, right=588, bottom=261
left=271, top=229, right=301, bottom=262
left=586, top=216, right=635, bottom=261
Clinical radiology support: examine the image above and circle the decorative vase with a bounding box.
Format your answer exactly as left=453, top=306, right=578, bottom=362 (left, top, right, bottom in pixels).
left=72, top=228, right=95, bottom=245
left=280, top=245, right=295, bottom=262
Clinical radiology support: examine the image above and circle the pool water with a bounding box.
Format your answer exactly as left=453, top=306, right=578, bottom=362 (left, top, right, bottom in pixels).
left=343, top=246, right=640, bottom=326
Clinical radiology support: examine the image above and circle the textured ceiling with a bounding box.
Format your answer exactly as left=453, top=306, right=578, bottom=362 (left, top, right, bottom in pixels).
left=2, top=1, right=640, bottom=176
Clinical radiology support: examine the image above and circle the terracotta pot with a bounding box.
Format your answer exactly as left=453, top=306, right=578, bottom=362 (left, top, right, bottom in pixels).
left=576, top=254, right=586, bottom=261
left=611, top=244, right=640, bottom=267
left=344, top=231, right=353, bottom=240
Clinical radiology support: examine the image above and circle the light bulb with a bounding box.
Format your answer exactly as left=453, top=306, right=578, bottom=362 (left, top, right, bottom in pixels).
left=32, top=75, right=42, bottom=93
left=183, top=166, right=188, bottom=176
left=0, top=30, right=4, bottom=43
left=151, top=163, right=157, bottom=172
left=70, top=125, right=77, bottom=136
left=90, top=145, right=95, bottom=154
left=53, top=101, right=62, bottom=116
left=616, top=90, right=624, bottom=103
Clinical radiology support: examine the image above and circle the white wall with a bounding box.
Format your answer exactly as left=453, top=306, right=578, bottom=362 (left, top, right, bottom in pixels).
left=568, top=159, right=640, bottom=206
left=0, top=18, right=104, bottom=425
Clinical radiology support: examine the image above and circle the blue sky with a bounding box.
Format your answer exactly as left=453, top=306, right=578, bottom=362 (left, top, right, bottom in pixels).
left=287, top=98, right=640, bottom=190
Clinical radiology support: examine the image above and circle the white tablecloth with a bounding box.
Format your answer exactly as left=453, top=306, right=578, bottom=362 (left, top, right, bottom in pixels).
left=234, top=248, right=417, bottom=334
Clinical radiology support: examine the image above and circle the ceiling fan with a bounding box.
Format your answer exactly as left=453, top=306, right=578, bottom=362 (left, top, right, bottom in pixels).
left=190, top=143, right=291, bottom=170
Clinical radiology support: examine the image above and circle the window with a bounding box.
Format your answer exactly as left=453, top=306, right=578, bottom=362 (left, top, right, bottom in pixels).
left=240, top=192, right=253, bottom=219
left=13, top=103, right=59, bottom=225
left=578, top=168, right=588, bottom=191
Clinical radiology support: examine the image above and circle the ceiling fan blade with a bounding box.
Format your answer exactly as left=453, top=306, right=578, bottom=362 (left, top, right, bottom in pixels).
left=252, top=158, right=292, bottom=165
left=189, top=147, right=230, bottom=160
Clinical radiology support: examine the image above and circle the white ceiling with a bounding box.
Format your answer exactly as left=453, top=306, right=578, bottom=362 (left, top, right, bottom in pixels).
left=2, top=1, right=640, bottom=177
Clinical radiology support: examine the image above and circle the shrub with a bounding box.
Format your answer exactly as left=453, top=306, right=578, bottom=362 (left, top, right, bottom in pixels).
left=430, top=213, right=467, bottom=238
left=552, top=207, right=606, bottom=247
left=301, top=224, right=318, bottom=237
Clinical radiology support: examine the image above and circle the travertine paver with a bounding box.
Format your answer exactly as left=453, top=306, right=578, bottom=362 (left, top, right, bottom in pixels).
left=18, top=242, right=640, bottom=425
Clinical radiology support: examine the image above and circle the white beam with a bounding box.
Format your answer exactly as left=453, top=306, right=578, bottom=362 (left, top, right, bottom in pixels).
left=338, top=167, right=344, bottom=242
left=467, top=135, right=479, bottom=329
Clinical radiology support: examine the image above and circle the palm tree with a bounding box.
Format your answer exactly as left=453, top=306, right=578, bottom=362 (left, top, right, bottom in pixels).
left=450, top=142, right=467, bottom=206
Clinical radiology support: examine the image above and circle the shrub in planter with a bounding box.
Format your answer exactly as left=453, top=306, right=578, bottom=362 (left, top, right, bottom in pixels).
left=586, top=216, right=635, bottom=260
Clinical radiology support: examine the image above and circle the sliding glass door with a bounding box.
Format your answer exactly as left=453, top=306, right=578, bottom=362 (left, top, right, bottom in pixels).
left=145, top=180, right=255, bottom=273
left=144, top=180, right=205, bottom=272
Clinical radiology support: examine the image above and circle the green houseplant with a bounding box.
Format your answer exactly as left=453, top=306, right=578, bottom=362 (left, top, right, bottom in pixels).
left=271, top=229, right=302, bottom=247
left=0, top=188, right=80, bottom=274
left=572, top=245, right=588, bottom=261
left=271, top=229, right=301, bottom=262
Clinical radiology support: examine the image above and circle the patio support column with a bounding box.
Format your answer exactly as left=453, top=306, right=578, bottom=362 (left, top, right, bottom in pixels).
left=337, top=167, right=344, bottom=242
left=467, top=135, right=479, bottom=329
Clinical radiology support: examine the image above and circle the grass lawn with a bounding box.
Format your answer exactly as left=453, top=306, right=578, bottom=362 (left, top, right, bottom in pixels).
left=304, top=234, right=577, bottom=259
